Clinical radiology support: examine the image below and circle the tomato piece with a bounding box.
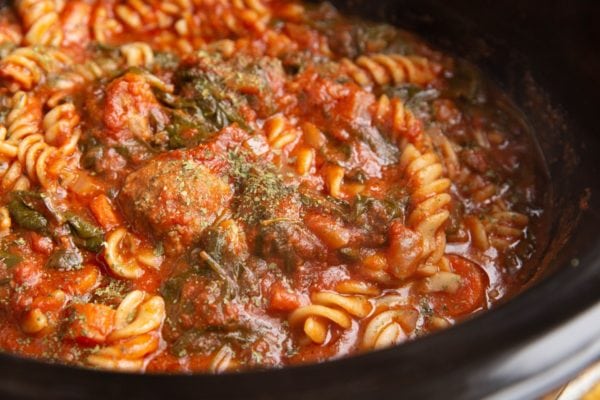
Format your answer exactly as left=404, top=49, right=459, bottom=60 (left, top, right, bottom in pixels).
left=60, top=265, right=101, bottom=296
left=269, top=283, right=302, bottom=312
left=89, top=194, right=120, bottom=230
left=431, top=255, right=487, bottom=317
left=64, top=303, right=115, bottom=345
left=29, top=232, right=54, bottom=255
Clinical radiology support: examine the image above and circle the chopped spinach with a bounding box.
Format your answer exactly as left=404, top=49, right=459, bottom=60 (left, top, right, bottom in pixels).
left=65, top=213, right=104, bottom=253
left=228, top=151, right=294, bottom=225
left=8, top=193, right=48, bottom=234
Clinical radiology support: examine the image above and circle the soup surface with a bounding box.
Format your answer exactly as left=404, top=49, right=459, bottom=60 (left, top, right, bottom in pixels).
left=0, top=1, right=545, bottom=372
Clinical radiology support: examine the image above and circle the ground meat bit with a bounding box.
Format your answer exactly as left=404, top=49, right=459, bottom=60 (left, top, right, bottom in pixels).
left=175, top=275, right=241, bottom=330
left=119, top=157, right=232, bottom=255
left=256, top=220, right=326, bottom=270
left=104, top=72, right=169, bottom=143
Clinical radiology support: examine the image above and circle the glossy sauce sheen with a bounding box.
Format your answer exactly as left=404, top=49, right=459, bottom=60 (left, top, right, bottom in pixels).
left=0, top=1, right=545, bottom=372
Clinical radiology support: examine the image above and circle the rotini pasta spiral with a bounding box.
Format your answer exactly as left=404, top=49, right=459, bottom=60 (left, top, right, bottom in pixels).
left=361, top=295, right=418, bottom=350
left=120, top=42, right=155, bottom=68
left=90, top=2, right=123, bottom=44
left=15, top=133, right=57, bottom=188
left=104, top=228, right=163, bottom=280
left=464, top=215, right=489, bottom=250
left=114, top=0, right=197, bottom=33
left=454, top=170, right=497, bottom=205
left=374, top=94, right=425, bottom=148
left=0, top=126, right=18, bottom=162
left=15, top=0, right=63, bottom=46
left=264, top=114, right=300, bottom=150
left=5, top=91, right=41, bottom=144
left=0, top=46, right=71, bottom=90
left=340, top=54, right=441, bottom=88
left=0, top=206, right=11, bottom=237
left=289, top=289, right=373, bottom=344
left=42, top=102, right=81, bottom=156
left=47, top=58, right=122, bottom=106
left=73, top=58, right=121, bottom=82
left=485, top=210, right=529, bottom=250
left=0, top=158, right=30, bottom=192
left=87, top=290, right=165, bottom=371
left=158, top=0, right=194, bottom=35
left=4, top=91, right=62, bottom=189
left=209, top=345, right=235, bottom=373
left=399, top=143, right=451, bottom=267
left=191, top=0, right=272, bottom=39
left=430, top=131, right=460, bottom=180
left=114, top=0, right=160, bottom=32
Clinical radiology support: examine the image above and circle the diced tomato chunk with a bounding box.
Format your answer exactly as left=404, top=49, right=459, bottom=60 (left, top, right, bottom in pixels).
left=430, top=255, right=487, bottom=317
left=29, top=232, right=54, bottom=255
left=89, top=194, right=120, bottom=230
left=269, top=283, right=302, bottom=312
left=64, top=303, right=115, bottom=345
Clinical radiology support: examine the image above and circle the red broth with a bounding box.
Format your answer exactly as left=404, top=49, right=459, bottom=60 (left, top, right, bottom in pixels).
left=0, top=1, right=545, bottom=372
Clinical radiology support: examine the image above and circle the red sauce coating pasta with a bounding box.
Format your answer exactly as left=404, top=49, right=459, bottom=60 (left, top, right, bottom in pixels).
left=0, top=1, right=545, bottom=372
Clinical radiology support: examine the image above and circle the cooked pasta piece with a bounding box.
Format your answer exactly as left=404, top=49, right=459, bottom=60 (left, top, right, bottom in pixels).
left=42, top=102, right=81, bottom=155
left=340, top=54, right=441, bottom=88
left=46, top=57, right=122, bottom=106
left=464, top=215, right=490, bottom=250
left=294, top=146, right=315, bottom=175
left=289, top=290, right=372, bottom=344
left=374, top=94, right=425, bottom=148
left=4, top=91, right=63, bottom=188
left=0, top=158, right=30, bottom=191
left=87, top=290, right=165, bottom=371
left=120, top=42, right=155, bottom=67
left=322, top=164, right=345, bottom=199
left=209, top=345, right=235, bottom=374
left=15, top=0, right=63, bottom=46
left=485, top=210, right=529, bottom=250
left=264, top=114, right=300, bottom=150
left=0, top=20, right=22, bottom=45
left=0, top=206, right=11, bottom=237
left=90, top=2, right=123, bottom=43
left=362, top=296, right=418, bottom=350
left=104, top=228, right=163, bottom=280
left=0, top=126, right=18, bottom=161
left=0, top=46, right=71, bottom=90
left=400, top=143, right=451, bottom=267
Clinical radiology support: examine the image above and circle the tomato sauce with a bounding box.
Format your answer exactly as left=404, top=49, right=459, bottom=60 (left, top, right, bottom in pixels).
left=0, top=1, right=546, bottom=372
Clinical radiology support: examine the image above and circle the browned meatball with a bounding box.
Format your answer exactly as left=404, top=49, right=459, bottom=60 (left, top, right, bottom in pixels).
left=119, top=157, right=232, bottom=255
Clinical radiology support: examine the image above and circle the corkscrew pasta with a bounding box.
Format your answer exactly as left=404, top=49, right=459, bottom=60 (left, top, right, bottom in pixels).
left=0, top=0, right=545, bottom=373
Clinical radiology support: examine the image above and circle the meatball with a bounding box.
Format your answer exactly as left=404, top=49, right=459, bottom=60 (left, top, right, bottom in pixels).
left=104, top=72, right=169, bottom=143
left=119, top=157, right=232, bottom=255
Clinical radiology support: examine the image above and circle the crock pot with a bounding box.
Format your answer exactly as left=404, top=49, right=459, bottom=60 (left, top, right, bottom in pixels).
left=0, top=0, right=598, bottom=398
